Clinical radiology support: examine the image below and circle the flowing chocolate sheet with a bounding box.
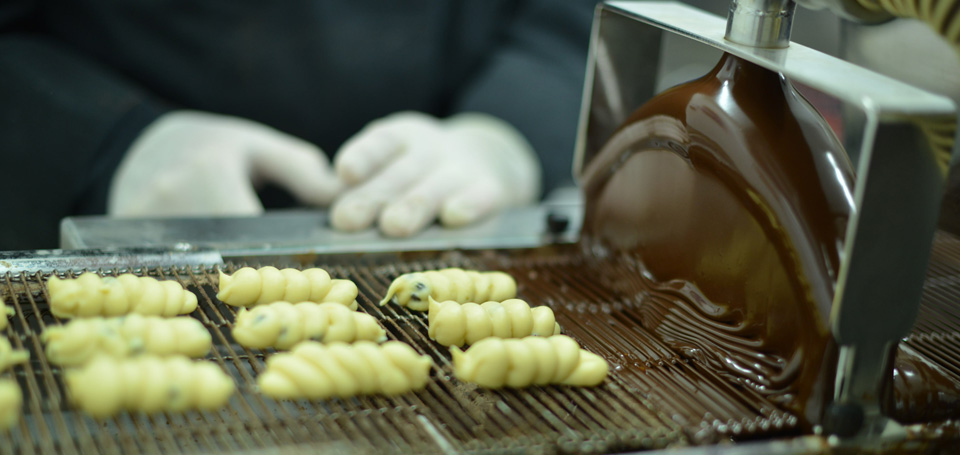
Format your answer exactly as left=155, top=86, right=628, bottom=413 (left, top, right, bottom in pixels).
left=580, top=53, right=853, bottom=426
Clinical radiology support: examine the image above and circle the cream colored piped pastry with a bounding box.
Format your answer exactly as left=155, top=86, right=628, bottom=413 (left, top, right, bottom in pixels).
left=0, top=338, right=28, bottom=372
left=47, top=273, right=198, bottom=318
left=0, top=340, right=26, bottom=430
left=451, top=335, right=608, bottom=388
left=0, top=379, right=21, bottom=430
left=258, top=341, right=431, bottom=399
left=66, top=355, right=234, bottom=418
left=0, top=302, right=12, bottom=331
left=217, top=267, right=358, bottom=310
left=428, top=297, right=561, bottom=347
left=380, top=268, right=517, bottom=311
left=42, top=315, right=212, bottom=366
left=232, top=301, right=386, bottom=350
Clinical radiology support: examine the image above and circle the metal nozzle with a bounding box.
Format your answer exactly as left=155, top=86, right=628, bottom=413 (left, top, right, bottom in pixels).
left=725, top=0, right=797, bottom=48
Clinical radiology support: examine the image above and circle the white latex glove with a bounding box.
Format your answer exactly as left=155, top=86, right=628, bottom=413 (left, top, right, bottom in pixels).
left=331, top=111, right=541, bottom=237
left=108, top=110, right=341, bottom=217
left=847, top=19, right=960, bottom=101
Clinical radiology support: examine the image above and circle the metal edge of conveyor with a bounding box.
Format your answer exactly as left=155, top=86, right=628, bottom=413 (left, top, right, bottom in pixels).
left=57, top=189, right=585, bottom=259
left=621, top=436, right=828, bottom=455
left=0, top=246, right=224, bottom=275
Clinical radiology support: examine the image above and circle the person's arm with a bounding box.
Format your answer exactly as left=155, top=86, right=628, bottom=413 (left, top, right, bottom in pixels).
left=452, top=0, right=597, bottom=195
left=0, top=4, right=341, bottom=249
left=0, top=0, right=170, bottom=249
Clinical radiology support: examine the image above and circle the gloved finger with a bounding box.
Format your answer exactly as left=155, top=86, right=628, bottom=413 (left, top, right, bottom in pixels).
left=334, top=112, right=439, bottom=185
left=439, top=178, right=508, bottom=228
left=329, top=151, right=428, bottom=231
left=334, top=128, right=405, bottom=185
left=329, top=190, right=386, bottom=232
left=378, top=166, right=461, bottom=237
left=249, top=134, right=342, bottom=206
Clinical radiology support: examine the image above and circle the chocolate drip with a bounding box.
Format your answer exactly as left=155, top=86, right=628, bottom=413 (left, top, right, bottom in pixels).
left=580, top=53, right=854, bottom=426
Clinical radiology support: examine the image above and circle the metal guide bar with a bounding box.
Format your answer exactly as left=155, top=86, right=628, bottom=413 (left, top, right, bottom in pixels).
left=0, top=248, right=223, bottom=275
left=907, top=233, right=960, bottom=341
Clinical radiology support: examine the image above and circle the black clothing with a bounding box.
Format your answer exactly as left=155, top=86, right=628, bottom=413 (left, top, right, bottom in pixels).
left=0, top=1, right=595, bottom=249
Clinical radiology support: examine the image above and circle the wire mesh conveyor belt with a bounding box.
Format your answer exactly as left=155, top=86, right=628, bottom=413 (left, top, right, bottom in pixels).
left=4, top=232, right=960, bottom=454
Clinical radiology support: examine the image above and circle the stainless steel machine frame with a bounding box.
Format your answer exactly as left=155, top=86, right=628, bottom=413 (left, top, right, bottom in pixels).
left=573, top=0, right=959, bottom=443
left=57, top=192, right=584, bottom=258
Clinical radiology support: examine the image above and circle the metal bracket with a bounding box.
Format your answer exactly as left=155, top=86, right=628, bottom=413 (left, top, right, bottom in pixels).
left=575, top=0, right=958, bottom=439
left=59, top=191, right=584, bottom=258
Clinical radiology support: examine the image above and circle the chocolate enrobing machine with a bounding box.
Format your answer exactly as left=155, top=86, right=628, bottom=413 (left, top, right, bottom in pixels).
left=1, top=1, right=959, bottom=454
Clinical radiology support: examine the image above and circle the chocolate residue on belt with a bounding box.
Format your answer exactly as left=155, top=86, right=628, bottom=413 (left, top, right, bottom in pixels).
left=891, top=345, right=960, bottom=423
left=579, top=53, right=855, bottom=427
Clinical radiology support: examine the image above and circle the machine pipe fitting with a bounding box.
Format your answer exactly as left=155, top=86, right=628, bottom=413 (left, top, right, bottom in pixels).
left=725, top=0, right=797, bottom=48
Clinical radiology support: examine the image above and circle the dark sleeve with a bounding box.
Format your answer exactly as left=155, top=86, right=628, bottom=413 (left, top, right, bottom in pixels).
left=452, top=0, right=597, bottom=195
left=0, top=5, right=169, bottom=250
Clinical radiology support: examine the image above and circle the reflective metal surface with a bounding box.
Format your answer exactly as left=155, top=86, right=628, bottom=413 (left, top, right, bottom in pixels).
left=0, top=247, right=223, bottom=274
left=725, top=0, right=797, bottom=48
left=574, top=0, right=958, bottom=441
left=627, top=436, right=826, bottom=455
left=60, top=189, right=583, bottom=258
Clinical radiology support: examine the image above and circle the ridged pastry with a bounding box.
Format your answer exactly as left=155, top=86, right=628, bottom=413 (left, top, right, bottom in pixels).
left=47, top=273, right=198, bottom=318
left=0, top=338, right=28, bottom=372
left=428, top=297, right=561, bottom=347
left=66, top=355, right=234, bottom=418
left=217, top=267, right=358, bottom=309
left=233, top=301, right=386, bottom=349
left=380, top=268, right=516, bottom=311
left=42, top=315, right=212, bottom=366
left=0, top=379, right=20, bottom=430
left=0, top=302, right=11, bottom=331
left=451, top=335, right=608, bottom=388
left=0, top=340, right=26, bottom=430
left=258, top=341, right=431, bottom=399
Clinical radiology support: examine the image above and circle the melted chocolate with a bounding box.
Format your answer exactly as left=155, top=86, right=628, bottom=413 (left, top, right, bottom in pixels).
left=892, top=346, right=960, bottom=423
left=580, top=53, right=855, bottom=426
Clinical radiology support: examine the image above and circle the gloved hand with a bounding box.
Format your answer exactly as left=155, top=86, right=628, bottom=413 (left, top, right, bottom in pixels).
left=331, top=111, right=541, bottom=237
left=108, top=110, right=341, bottom=217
